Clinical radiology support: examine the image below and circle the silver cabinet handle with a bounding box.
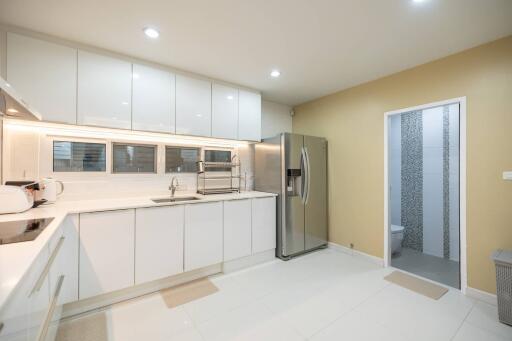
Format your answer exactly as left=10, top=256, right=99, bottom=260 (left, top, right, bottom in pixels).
left=30, top=237, right=65, bottom=297
left=37, top=275, right=65, bottom=341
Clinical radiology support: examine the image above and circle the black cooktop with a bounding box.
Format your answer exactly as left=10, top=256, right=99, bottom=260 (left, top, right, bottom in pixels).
left=0, top=218, right=54, bottom=245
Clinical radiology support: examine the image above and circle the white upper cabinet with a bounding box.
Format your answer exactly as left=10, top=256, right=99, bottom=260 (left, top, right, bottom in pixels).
left=175, top=75, right=212, bottom=137
left=6, top=33, right=77, bottom=124
left=132, top=64, right=176, bottom=133
left=77, top=50, right=132, bottom=129
left=238, top=90, right=261, bottom=141
left=212, top=83, right=238, bottom=139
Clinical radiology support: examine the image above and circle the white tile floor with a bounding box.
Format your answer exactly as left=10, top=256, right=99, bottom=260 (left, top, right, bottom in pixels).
left=57, top=249, right=512, bottom=341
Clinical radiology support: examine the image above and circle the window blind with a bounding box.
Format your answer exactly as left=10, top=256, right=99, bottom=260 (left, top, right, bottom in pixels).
left=53, top=141, right=106, bottom=172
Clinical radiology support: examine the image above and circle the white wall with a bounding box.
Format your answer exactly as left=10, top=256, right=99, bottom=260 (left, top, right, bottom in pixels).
left=1, top=125, right=254, bottom=200
left=449, top=104, right=460, bottom=261
left=389, top=114, right=401, bottom=226
left=422, top=103, right=459, bottom=260
left=261, top=100, right=292, bottom=139
left=422, top=106, right=444, bottom=258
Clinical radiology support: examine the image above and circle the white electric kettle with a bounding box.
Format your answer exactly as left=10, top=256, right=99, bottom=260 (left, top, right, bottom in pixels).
left=39, top=178, right=65, bottom=204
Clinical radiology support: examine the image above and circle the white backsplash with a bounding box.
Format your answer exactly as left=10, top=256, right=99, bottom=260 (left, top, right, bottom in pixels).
left=2, top=125, right=256, bottom=201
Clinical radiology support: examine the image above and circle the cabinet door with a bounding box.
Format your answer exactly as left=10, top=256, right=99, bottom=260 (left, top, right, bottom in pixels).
left=27, top=246, right=50, bottom=341
left=184, top=202, right=223, bottom=271
left=135, top=206, right=184, bottom=284
left=175, top=75, right=212, bottom=137
left=252, top=197, right=276, bottom=253
left=132, top=64, right=175, bottom=133
left=79, top=210, right=135, bottom=299
left=238, top=90, right=261, bottom=141
left=212, top=84, right=238, bottom=139
left=223, top=199, right=252, bottom=261
left=48, top=214, right=79, bottom=305
left=77, top=50, right=132, bottom=129
left=6, top=33, right=77, bottom=124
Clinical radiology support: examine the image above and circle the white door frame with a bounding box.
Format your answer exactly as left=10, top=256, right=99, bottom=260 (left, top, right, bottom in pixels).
left=383, top=97, right=467, bottom=293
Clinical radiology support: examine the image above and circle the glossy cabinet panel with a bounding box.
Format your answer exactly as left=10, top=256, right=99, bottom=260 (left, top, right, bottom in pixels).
left=176, top=75, right=212, bottom=137
left=252, top=197, right=277, bottom=253
left=135, top=206, right=184, bottom=284
left=238, top=90, right=261, bottom=141
left=223, top=199, right=252, bottom=261
left=77, top=50, right=132, bottom=129
left=6, top=33, right=77, bottom=124
left=132, top=64, right=176, bottom=133
left=48, top=215, right=78, bottom=305
left=184, top=202, right=223, bottom=271
left=212, top=84, right=238, bottom=139
left=79, top=210, right=135, bottom=299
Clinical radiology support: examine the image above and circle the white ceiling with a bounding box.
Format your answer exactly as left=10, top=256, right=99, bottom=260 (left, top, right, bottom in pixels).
left=1, top=0, right=511, bottom=106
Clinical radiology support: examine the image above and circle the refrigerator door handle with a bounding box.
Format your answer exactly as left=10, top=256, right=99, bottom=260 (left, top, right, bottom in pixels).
left=304, top=147, right=311, bottom=204
left=300, top=147, right=307, bottom=204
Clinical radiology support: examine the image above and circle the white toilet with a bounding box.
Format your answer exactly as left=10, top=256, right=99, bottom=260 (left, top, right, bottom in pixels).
left=391, top=224, right=404, bottom=255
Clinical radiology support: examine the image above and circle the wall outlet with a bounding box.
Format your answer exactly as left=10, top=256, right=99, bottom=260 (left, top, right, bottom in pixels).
left=503, top=171, right=512, bottom=181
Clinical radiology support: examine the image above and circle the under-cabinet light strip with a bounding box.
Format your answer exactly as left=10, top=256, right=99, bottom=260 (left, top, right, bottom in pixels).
left=3, top=119, right=251, bottom=148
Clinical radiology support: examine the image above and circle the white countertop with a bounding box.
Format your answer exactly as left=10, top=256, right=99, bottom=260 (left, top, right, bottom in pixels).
left=0, top=191, right=277, bottom=311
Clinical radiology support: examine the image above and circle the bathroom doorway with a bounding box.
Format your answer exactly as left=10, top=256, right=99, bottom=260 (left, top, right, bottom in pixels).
left=384, top=98, right=466, bottom=290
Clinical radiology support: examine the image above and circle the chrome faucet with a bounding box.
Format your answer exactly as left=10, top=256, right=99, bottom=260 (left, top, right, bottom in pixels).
left=169, top=176, right=179, bottom=197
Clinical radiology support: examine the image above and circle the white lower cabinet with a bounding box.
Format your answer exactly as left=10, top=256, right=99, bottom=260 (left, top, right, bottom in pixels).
left=223, top=199, right=252, bottom=261
left=0, top=246, right=49, bottom=341
left=79, top=210, right=135, bottom=299
left=135, top=206, right=184, bottom=284
left=251, top=197, right=277, bottom=254
left=184, top=202, right=223, bottom=271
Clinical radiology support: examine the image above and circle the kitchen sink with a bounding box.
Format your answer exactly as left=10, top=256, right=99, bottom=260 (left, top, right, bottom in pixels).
left=151, top=196, right=201, bottom=203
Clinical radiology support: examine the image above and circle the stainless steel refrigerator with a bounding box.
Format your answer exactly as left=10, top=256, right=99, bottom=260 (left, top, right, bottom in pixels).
left=255, top=133, right=327, bottom=260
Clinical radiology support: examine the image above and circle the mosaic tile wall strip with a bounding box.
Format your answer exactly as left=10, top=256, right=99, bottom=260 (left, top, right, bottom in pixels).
left=443, top=106, right=450, bottom=259
left=401, top=111, right=423, bottom=252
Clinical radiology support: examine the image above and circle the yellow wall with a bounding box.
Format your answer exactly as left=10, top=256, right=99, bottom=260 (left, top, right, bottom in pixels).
left=293, top=36, right=512, bottom=294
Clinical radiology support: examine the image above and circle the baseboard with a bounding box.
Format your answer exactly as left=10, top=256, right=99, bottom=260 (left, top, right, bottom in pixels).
left=465, top=286, right=497, bottom=306
left=328, top=242, right=384, bottom=266
left=61, top=264, right=222, bottom=319
left=222, top=249, right=277, bottom=273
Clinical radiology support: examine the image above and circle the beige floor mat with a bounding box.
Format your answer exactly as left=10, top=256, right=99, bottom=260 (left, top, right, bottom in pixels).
left=385, top=271, right=449, bottom=300
left=160, top=278, right=219, bottom=308
left=56, top=312, right=108, bottom=341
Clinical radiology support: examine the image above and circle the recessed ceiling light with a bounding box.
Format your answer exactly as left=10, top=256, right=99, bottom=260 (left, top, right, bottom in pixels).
left=132, top=73, right=140, bottom=80
left=270, top=70, right=281, bottom=78
left=5, top=83, right=11, bottom=87
left=412, top=0, right=427, bottom=3
left=143, top=27, right=160, bottom=39
left=227, top=95, right=234, bottom=100
left=7, top=108, right=18, bottom=113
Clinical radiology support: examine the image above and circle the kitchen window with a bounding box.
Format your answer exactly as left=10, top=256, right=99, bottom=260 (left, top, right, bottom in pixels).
left=53, top=141, right=106, bottom=172
left=165, top=146, right=199, bottom=173
left=112, top=143, right=157, bottom=173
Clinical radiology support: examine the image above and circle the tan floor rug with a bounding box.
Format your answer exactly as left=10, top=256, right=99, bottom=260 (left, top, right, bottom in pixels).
left=160, top=278, right=219, bottom=308
left=384, top=271, right=449, bottom=300
left=56, top=312, right=108, bottom=341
